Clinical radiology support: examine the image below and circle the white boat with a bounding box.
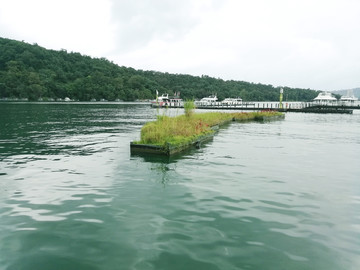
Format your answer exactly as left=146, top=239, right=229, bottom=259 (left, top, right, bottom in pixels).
left=196, top=95, right=218, bottom=106
left=313, top=92, right=337, bottom=102
left=150, top=93, right=183, bottom=108
left=340, top=95, right=358, bottom=102
left=340, top=89, right=358, bottom=102
left=221, top=97, right=242, bottom=105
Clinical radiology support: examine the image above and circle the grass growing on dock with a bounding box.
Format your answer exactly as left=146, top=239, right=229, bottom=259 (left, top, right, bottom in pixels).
left=134, top=111, right=283, bottom=147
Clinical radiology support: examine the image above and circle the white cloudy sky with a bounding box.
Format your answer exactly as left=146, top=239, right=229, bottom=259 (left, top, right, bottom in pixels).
left=1, top=0, right=359, bottom=91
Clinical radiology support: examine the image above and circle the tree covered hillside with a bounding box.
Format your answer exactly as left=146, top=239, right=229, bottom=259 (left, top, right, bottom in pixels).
left=0, top=37, right=319, bottom=101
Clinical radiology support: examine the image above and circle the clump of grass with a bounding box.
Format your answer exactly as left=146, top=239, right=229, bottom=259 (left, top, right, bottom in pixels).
left=134, top=111, right=282, bottom=147
left=138, top=114, right=213, bottom=146
left=184, top=99, right=196, bottom=118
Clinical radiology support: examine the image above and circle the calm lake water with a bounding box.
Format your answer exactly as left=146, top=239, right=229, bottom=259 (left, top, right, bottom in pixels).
left=0, top=102, right=359, bottom=270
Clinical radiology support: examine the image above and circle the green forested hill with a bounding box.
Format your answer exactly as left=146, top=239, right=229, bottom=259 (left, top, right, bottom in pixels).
left=0, top=37, right=319, bottom=101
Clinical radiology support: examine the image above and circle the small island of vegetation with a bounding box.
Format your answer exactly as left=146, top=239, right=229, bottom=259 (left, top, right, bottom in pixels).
left=131, top=103, right=284, bottom=156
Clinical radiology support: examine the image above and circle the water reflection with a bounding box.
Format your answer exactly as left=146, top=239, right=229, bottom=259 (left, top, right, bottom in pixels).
left=130, top=140, right=215, bottom=187
left=151, top=163, right=177, bottom=186
left=130, top=154, right=177, bottom=187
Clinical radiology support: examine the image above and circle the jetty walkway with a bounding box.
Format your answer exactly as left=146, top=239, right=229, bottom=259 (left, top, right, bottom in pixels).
left=153, top=101, right=360, bottom=114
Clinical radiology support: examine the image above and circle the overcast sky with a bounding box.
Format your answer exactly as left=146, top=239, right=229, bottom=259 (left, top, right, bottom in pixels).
left=1, top=0, right=359, bottom=91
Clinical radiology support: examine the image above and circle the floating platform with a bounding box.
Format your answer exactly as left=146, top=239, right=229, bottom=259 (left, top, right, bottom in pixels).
left=130, top=114, right=285, bottom=156
left=130, top=132, right=215, bottom=156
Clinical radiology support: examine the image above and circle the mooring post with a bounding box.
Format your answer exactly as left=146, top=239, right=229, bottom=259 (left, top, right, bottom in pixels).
left=279, top=88, right=283, bottom=109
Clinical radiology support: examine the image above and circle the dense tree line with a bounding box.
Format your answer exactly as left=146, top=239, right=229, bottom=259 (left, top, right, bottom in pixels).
left=0, top=37, right=319, bottom=102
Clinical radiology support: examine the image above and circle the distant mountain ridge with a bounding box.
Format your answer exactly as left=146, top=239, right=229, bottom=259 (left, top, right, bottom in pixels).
left=0, top=36, right=319, bottom=101
left=332, top=88, right=360, bottom=98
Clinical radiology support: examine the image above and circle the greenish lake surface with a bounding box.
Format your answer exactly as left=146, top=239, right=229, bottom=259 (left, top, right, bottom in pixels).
left=0, top=102, right=359, bottom=270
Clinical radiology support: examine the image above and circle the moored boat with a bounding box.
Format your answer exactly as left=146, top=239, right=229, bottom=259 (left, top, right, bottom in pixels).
left=195, top=95, right=218, bottom=106
left=313, top=92, right=337, bottom=103
left=340, top=89, right=358, bottom=102
left=150, top=93, right=183, bottom=108
left=221, top=97, right=243, bottom=105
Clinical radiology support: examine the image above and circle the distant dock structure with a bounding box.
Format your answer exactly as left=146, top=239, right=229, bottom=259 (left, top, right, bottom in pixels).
left=195, top=102, right=358, bottom=114
left=150, top=91, right=359, bottom=114
left=152, top=100, right=358, bottom=114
